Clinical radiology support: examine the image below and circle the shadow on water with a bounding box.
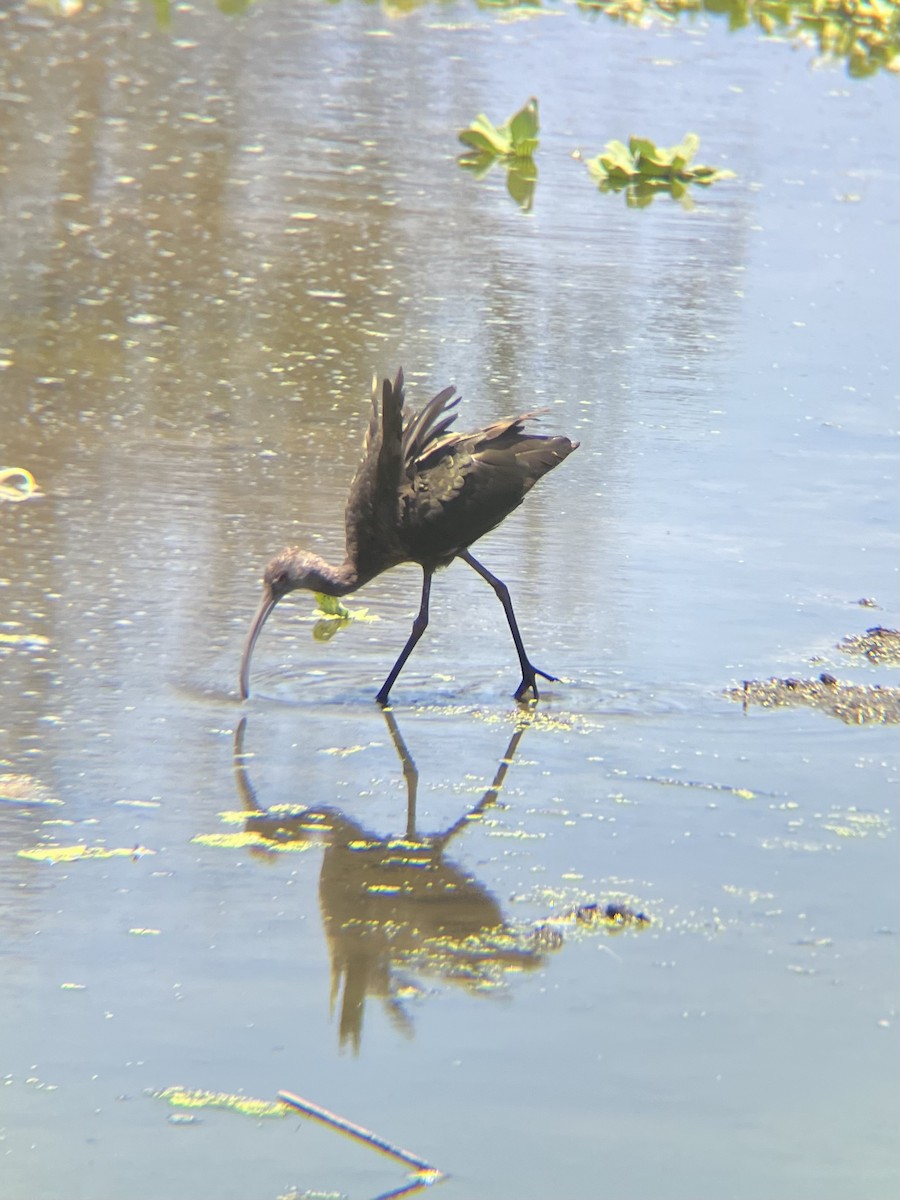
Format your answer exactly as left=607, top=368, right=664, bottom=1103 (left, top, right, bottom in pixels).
left=232, top=711, right=550, bottom=1052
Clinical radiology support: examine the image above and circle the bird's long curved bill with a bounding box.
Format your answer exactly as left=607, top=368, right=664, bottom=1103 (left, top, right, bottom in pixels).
left=239, top=588, right=277, bottom=700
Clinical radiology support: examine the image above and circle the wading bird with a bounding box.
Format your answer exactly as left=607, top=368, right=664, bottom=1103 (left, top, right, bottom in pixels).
left=239, top=368, right=578, bottom=705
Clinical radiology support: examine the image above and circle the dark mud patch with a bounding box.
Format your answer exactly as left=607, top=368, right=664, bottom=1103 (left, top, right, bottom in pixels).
left=838, top=626, right=900, bottom=667
left=726, top=674, right=900, bottom=725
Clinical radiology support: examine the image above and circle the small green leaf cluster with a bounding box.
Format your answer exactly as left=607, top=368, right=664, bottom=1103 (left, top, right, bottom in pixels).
left=458, top=99, right=540, bottom=211
left=313, top=592, right=352, bottom=619
left=458, top=103, right=734, bottom=211
left=458, top=97, right=540, bottom=162
left=311, top=591, right=376, bottom=641
left=585, top=134, right=735, bottom=206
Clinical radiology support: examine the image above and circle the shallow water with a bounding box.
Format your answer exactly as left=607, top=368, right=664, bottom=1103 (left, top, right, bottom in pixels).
left=1, top=1, right=898, bottom=1198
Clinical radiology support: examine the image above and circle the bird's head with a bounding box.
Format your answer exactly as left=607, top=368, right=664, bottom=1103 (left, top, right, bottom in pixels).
left=239, top=547, right=334, bottom=699
left=262, top=546, right=330, bottom=599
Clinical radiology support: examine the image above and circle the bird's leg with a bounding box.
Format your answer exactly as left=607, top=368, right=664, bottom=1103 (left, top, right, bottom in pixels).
left=376, top=568, right=433, bottom=706
left=459, top=550, right=557, bottom=701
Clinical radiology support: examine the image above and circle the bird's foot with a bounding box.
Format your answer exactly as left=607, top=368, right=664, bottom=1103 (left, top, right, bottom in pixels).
left=514, top=665, right=558, bottom=703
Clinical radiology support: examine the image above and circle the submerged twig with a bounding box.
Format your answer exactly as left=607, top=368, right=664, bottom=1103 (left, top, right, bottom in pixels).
left=278, top=1089, right=445, bottom=1184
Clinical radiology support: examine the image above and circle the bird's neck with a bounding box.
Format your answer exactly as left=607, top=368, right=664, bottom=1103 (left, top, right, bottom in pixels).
left=304, top=553, right=360, bottom=597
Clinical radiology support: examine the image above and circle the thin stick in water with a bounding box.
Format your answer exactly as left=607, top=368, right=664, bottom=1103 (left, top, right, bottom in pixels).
left=277, top=1089, right=444, bottom=1181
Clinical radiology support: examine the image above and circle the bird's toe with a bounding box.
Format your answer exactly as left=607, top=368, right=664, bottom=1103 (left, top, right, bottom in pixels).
left=514, top=663, right=560, bottom=702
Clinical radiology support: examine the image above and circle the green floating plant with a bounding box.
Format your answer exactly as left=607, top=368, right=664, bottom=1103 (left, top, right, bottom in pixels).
left=458, top=98, right=540, bottom=213
left=313, top=592, right=353, bottom=620
left=311, top=592, right=376, bottom=642
left=585, top=134, right=735, bottom=207
left=458, top=97, right=540, bottom=161
left=153, top=1086, right=288, bottom=1119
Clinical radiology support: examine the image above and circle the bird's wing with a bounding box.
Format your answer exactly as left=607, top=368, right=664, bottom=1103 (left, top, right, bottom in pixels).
left=349, top=368, right=404, bottom=494
left=362, top=372, right=382, bottom=459
left=401, top=413, right=576, bottom=561
left=345, top=369, right=407, bottom=570
left=401, top=384, right=461, bottom=470
left=413, top=411, right=545, bottom=472
left=377, top=367, right=405, bottom=489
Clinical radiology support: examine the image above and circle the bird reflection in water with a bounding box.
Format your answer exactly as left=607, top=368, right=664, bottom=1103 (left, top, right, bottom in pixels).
left=232, top=712, right=553, bottom=1051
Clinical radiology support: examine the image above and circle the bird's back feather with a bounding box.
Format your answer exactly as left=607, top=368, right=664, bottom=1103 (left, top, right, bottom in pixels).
left=401, top=409, right=577, bottom=566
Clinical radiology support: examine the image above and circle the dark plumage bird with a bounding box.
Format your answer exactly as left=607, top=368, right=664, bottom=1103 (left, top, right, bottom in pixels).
left=239, top=368, right=578, bottom=705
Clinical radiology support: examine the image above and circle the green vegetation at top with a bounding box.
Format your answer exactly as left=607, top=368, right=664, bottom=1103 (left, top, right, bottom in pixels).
left=578, top=0, right=899, bottom=78
left=56, top=0, right=899, bottom=76
left=142, top=0, right=256, bottom=27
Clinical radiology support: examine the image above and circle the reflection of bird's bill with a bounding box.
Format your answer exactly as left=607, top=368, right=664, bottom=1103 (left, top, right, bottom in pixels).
left=239, top=587, right=277, bottom=699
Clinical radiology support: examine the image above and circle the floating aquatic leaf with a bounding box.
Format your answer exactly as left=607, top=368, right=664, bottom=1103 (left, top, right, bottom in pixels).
left=593, top=138, right=636, bottom=179
left=459, top=114, right=513, bottom=157
left=18, top=844, right=155, bottom=863
left=458, top=97, right=540, bottom=163
left=310, top=593, right=377, bottom=641
left=152, top=1086, right=288, bottom=1119
left=458, top=100, right=540, bottom=213
left=586, top=133, right=734, bottom=207
left=191, top=831, right=317, bottom=851
left=313, top=592, right=351, bottom=619
left=629, top=132, right=699, bottom=174
left=506, top=96, right=540, bottom=157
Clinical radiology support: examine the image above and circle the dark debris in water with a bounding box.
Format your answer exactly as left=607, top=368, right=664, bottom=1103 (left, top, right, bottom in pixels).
left=575, top=900, right=650, bottom=926
left=532, top=899, right=650, bottom=947
left=726, top=674, right=900, bottom=725
left=838, top=626, right=900, bottom=667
